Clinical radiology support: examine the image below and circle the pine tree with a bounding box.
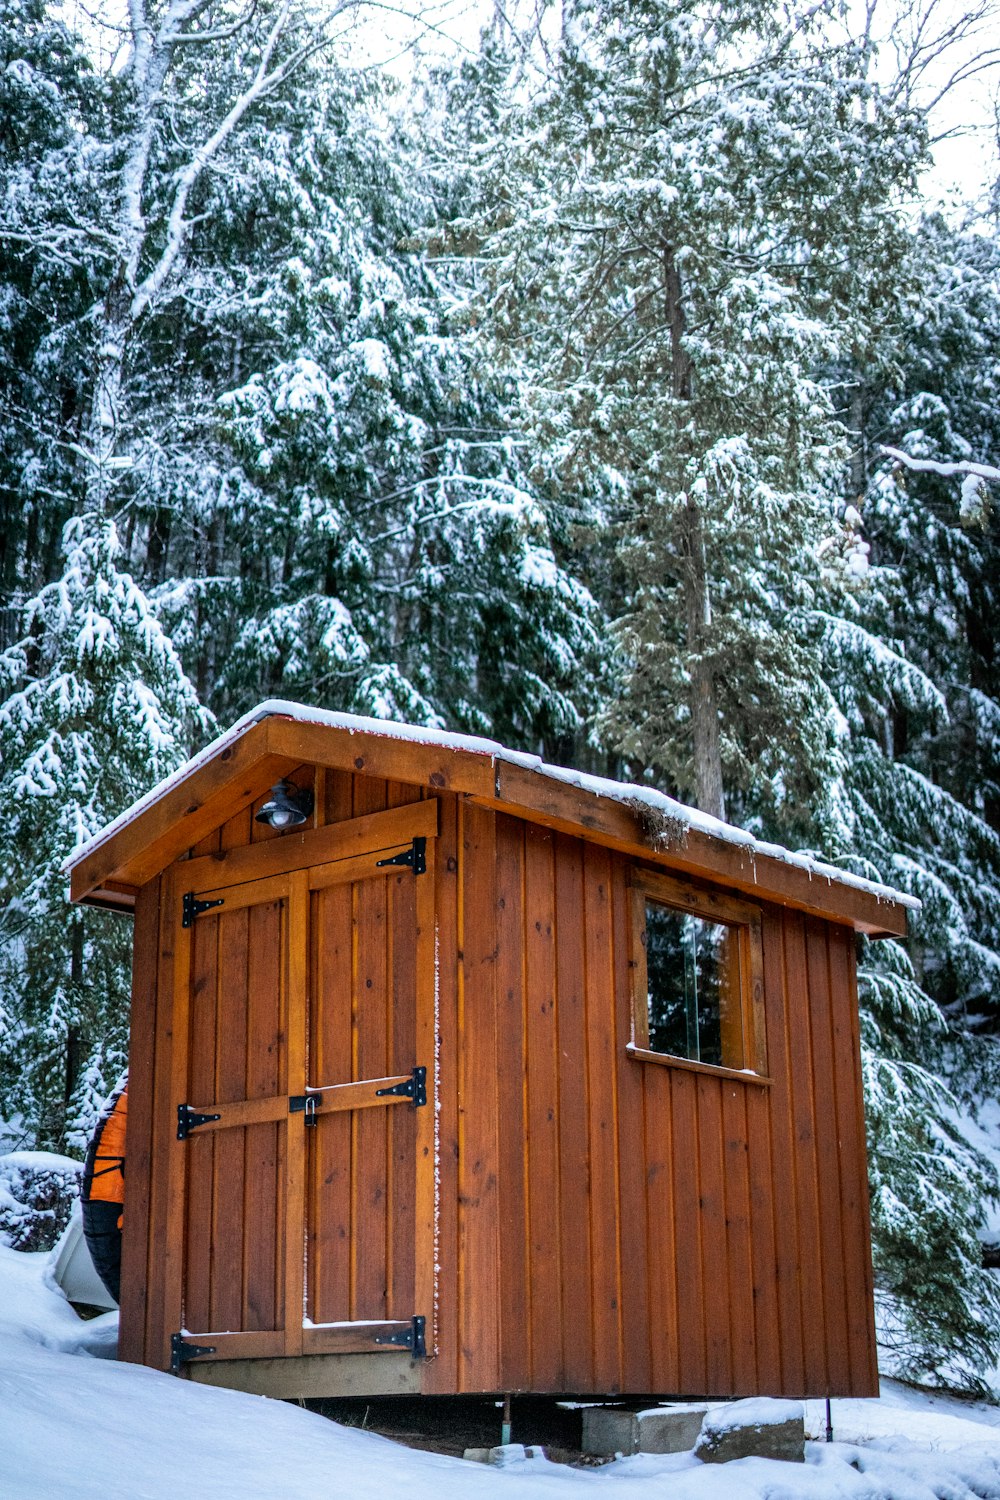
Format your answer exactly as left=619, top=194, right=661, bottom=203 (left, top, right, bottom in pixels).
left=138, top=56, right=606, bottom=753
left=0, top=0, right=108, bottom=603
left=444, top=1, right=1000, bottom=1388
left=0, top=515, right=207, bottom=1149
left=818, top=213, right=1000, bottom=1386
left=450, top=0, right=925, bottom=826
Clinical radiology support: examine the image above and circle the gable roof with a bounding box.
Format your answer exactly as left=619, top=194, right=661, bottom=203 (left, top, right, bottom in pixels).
left=66, top=700, right=918, bottom=936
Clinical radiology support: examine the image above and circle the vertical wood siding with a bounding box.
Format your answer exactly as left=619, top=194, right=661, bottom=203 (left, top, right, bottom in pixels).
left=446, top=810, right=878, bottom=1398
left=130, top=772, right=877, bottom=1397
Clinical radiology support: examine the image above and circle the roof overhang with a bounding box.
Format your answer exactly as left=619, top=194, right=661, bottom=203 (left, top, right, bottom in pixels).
left=67, top=702, right=918, bottom=938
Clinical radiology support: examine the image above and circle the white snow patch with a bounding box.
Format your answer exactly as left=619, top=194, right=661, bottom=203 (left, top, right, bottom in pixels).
left=701, top=1398, right=803, bottom=1432
left=3, top=1248, right=1000, bottom=1498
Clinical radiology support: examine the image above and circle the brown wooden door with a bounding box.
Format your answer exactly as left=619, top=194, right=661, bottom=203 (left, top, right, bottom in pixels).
left=163, top=816, right=436, bottom=1373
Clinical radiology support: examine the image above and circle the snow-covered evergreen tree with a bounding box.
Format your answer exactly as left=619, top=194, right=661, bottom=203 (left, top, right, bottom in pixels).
left=0, top=0, right=108, bottom=603
left=127, top=53, right=606, bottom=752
left=443, top=1, right=1000, bottom=1388
left=0, top=516, right=207, bottom=1150
left=817, top=214, right=1000, bottom=1386
left=447, top=0, right=925, bottom=826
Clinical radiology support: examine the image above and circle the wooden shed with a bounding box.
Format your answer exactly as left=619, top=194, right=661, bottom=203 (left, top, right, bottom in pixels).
left=68, top=701, right=916, bottom=1403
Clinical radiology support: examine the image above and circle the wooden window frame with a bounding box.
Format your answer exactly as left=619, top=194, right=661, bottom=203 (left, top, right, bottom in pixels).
left=628, top=868, right=769, bottom=1082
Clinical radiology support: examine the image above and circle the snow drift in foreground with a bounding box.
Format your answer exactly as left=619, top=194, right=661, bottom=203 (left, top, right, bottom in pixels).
left=2, top=1245, right=1000, bottom=1500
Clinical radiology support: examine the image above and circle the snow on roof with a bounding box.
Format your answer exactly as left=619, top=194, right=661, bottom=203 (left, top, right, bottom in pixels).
left=66, top=698, right=920, bottom=913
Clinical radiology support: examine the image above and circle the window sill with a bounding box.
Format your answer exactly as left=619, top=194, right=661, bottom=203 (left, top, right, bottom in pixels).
left=626, top=1044, right=772, bottom=1087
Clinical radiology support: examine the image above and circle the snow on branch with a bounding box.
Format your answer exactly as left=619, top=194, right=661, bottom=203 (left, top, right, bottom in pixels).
left=879, top=445, right=1000, bottom=484
left=131, top=0, right=349, bottom=323
left=879, top=444, right=998, bottom=525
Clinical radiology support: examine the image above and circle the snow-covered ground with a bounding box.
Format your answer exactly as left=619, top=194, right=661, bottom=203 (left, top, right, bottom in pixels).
left=3, top=1243, right=1000, bottom=1500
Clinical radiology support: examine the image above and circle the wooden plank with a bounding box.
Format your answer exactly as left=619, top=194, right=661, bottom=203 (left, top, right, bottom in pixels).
left=747, top=916, right=768, bottom=1076
left=312, top=1077, right=414, bottom=1115
left=145, top=873, right=178, bottom=1368
left=182, top=1330, right=285, bottom=1362
left=412, top=843, right=438, bottom=1347
left=221, top=801, right=253, bottom=851
left=495, top=815, right=529, bottom=1391
left=352, top=786, right=390, bottom=1322
left=627, top=1047, right=772, bottom=1087
left=805, top=919, right=852, bottom=1394
left=210, top=900, right=251, bottom=1333
left=630, top=889, right=650, bottom=1049
left=721, top=1083, right=756, bottom=1395
left=612, top=860, right=652, bottom=1392
left=186, top=1094, right=289, bottom=1132
left=283, top=871, right=309, bottom=1357
left=457, top=800, right=501, bottom=1391
left=117, top=876, right=160, bottom=1365
left=696, top=1073, right=730, bottom=1395
left=324, top=767, right=355, bottom=824
left=183, top=908, right=220, bottom=1336
left=266, top=716, right=496, bottom=800
left=309, top=845, right=430, bottom=894
left=826, top=925, right=878, bottom=1392
left=189, top=1352, right=421, bottom=1399
left=308, top=881, right=354, bottom=1326
left=522, top=823, right=562, bottom=1391
left=158, top=867, right=194, bottom=1369
left=83, top=881, right=137, bottom=912
left=834, top=928, right=880, bottom=1395
left=554, top=834, right=594, bottom=1390
left=476, top=765, right=911, bottom=937
left=386, top=866, right=417, bottom=1320
left=302, top=1321, right=416, bottom=1356
left=180, top=800, right=439, bottom=894
left=423, top=793, right=460, bottom=1393
left=668, top=1067, right=704, bottom=1395
left=744, top=1076, right=781, bottom=1394
left=582, top=848, right=624, bottom=1394
left=783, top=911, right=827, bottom=1393
left=642, top=1064, right=679, bottom=1393
left=243, top=896, right=283, bottom=1333
left=183, top=871, right=298, bottom=919
left=632, top=866, right=765, bottom=928
left=762, top=908, right=806, bottom=1394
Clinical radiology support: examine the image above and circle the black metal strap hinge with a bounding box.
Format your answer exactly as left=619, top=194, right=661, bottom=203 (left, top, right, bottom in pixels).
left=171, top=1333, right=217, bottom=1373
left=376, top=837, right=427, bottom=876
left=182, top=891, right=224, bottom=927
left=375, top=1066, right=427, bottom=1108
left=374, top=1315, right=426, bottom=1358
left=177, top=1102, right=222, bottom=1140
left=289, top=1094, right=320, bottom=1126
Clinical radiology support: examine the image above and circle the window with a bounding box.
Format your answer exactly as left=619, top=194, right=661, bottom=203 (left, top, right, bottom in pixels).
left=630, top=870, right=767, bottom=1077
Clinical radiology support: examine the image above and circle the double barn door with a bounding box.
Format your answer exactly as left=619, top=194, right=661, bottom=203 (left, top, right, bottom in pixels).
left=161, top=801, right=436, bottom=1374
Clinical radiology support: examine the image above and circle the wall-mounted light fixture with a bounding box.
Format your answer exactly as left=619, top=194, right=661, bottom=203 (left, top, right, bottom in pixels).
left=254, top=780, right=314, bottom=829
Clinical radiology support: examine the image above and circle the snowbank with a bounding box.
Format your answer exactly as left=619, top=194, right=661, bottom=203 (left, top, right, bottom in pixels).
left=2, top=1245, right=1000, bottom=1498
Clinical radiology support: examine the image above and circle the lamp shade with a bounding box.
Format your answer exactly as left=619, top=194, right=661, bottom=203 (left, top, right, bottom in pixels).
left=254, top=780, right=314, bottom=829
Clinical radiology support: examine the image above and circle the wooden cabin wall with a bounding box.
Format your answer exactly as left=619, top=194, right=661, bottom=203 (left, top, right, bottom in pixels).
left=435, top=801, right=879, bottom=1400
left=120, top=764, right=877, bottom=1400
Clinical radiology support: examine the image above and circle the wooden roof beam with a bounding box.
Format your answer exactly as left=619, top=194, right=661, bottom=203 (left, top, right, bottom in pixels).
left=470, top=762, right=909, bottom=938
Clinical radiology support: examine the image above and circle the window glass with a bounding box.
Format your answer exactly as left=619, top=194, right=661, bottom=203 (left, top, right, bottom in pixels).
left=643, top=901, right=741, bottom=1068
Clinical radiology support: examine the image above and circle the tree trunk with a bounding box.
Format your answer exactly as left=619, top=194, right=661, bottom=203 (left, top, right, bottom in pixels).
left=684, top=493, right=726, bottom=821
left=84, top=283, right=132, bottom=517
left=666, top=247, right=726, bottom=821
